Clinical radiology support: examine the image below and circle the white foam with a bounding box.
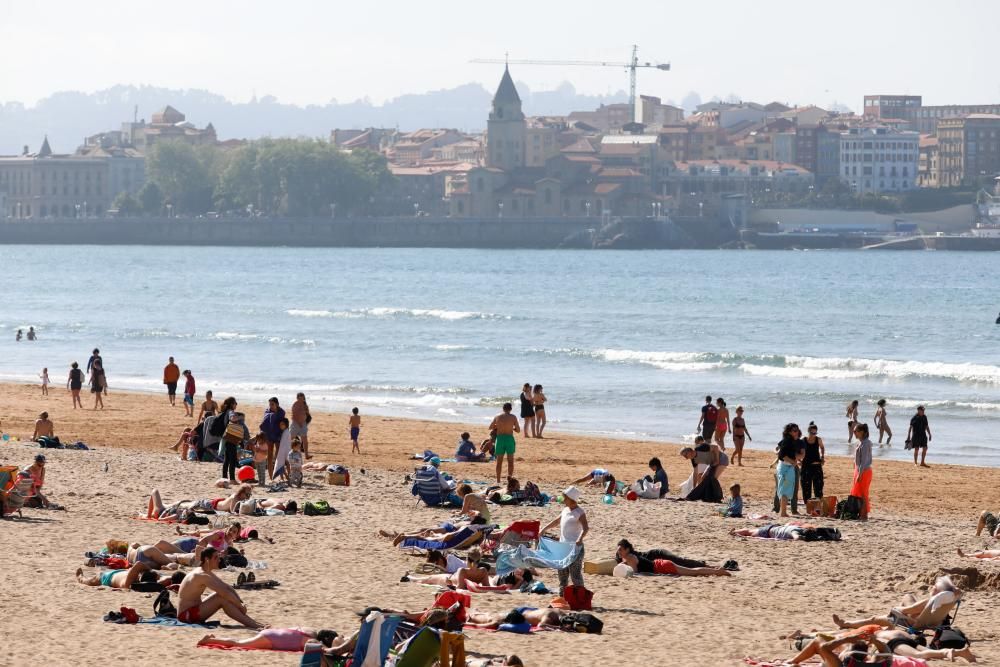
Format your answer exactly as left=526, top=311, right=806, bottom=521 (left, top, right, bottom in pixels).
left=434, top=344, right=470, bottom=351
left=286, top=309, right=334, bottom=318
left=594, top=348, right=723, bottom=372
left=305, top=307, right=508, bottom=321
left=738, top=363, right=868, bottom=380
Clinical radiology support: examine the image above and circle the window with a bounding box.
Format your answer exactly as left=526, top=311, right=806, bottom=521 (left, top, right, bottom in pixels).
left=457, top=200, right=464, bottom=214
left=544, top=189, right=552, bottom=205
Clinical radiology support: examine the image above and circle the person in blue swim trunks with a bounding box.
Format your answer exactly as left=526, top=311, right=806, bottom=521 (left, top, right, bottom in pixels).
left=76, top=562, right=185, bottom=589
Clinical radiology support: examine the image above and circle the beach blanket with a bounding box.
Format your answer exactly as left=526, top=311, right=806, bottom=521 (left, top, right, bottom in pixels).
left=138, top=617, right=220, bottom=628
left=495, top=537, right=578, bottom=576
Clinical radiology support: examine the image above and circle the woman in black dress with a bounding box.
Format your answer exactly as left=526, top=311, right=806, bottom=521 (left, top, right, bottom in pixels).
left=67, top=361, right=84, bottom=409
left=519, top=383, right=535, bottom=438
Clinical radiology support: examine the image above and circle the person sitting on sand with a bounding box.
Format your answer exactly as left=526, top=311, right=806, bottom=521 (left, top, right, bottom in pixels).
left=784, top=625, right=977, bottom=663
left=402, top=567, right=533, bottom=591
left=465, top=607, right=565, bottom=630
left=456, top=432, right=486, bottom=462
left=31, top=412, right=54, bottom=441
left=76, top=564, right=185, bottom=590
left=146, top=485, right=253, bottom=519
left=197, top=627, right=339, bottom=652
left=21, top=454, right=51, bottom=508
left=615, top=540, right=731, bottom=577
left=615, top=538, right=731, bottom=570
left=571, top=468, right=617, bottom=494
left=456, top=484, right=492, bottom=522
left=832, top=576, right=962, bottom=632
left=424, top=548, right=483, bottom=574
left=177, top=547, right=267, bottom=628
left=169, top=427, right=195, bottom=460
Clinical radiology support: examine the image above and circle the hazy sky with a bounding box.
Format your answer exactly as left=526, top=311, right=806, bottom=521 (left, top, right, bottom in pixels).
left=1, top=0, right=996, bottom=111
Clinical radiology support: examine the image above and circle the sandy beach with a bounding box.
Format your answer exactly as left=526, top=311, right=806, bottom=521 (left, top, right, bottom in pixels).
left=3, top=381, right=1000, bottom=666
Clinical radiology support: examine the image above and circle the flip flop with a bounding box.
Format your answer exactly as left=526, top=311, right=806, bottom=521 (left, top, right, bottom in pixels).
left=237, top=572, right=247, bottom=586
left=247, top=572, right=255, bottom=583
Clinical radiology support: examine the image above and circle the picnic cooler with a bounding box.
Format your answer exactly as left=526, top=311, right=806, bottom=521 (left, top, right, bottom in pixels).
left=326, top=470, right=350, bottom=486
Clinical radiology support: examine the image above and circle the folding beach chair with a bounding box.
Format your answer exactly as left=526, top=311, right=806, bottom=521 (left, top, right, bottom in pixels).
left=411, top=466, right=454, bottom=507
left=399, top=526, right=486, bottom=552
left=482, top=519, right=540, bottom=555
left=390, top=627, right=441, bottom=667
left=0, top=466, right=32, bottom=518
left=351, top=611, right=406, bottom=666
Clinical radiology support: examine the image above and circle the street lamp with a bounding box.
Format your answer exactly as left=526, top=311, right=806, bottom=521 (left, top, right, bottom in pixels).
left=166, top=203, right=173, bottom=218
left=585, top=201, right=591, bottom=218
left=498, top=201, right=503, bottom=220
left=329, top=203, right=336, bottom=219
left=74, top=203, right=80, bottom=219
left=413, top=202, right=419, bottom=217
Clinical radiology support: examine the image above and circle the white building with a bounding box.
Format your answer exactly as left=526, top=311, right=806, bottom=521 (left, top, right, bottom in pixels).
left=839, top=126, right=919, bottom=194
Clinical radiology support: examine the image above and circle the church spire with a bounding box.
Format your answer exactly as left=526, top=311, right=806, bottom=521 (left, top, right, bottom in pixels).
left=494, top=65, right=521, bottom=105
left=38, top=135, right=52, bottom=157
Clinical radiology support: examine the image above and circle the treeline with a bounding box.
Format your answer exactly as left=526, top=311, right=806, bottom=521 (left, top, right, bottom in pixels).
left=113, top=139, right=402, bottom=217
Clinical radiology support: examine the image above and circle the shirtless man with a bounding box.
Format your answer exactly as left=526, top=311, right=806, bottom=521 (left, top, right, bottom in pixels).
left=465, top=607, right=564, bottom=630
left=176, top=547, right=267, bottom=628
left=290, top=393, right=311, bottom=458
left=31, top=412, right=54, bottom=441
left=489, top=403, right=520, bottom=485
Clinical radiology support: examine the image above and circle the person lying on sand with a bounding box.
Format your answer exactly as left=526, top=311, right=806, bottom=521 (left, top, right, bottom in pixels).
left=615, top=538, right=732, bottom=570
left=467, top=656, right=523, bottom=667
left=786, top=633, right=930, bottom=666
left=76, top=564, right=185, bottom=590
left=379, top=517, right=488, bottom=546
left=177, top=524, right=273, bottom=544
left=126, top=542, right=197, bottom=570
left=236, top=498, right=297, bottom=515
left=958, top=547, right=1000, bottom=559
left=615, top=541, right=731, bottom=577
left=783, top=625, right=977, bottom=663
left=730, top=523, right=840, bottom=541
left=176, top=547, right=267, bottom=629
left=146, top=485, right=252, bottom=519
left=465, top=607, right=564, bottom=630
left=153, top=524, right=242, bottom=557
left=833, top=576, right=962, bottom=632
left=570, top=468, right=617, bottom=495
left=197, top=627, right=339, bottom=652
left=401, top=567, right=533, bottom=590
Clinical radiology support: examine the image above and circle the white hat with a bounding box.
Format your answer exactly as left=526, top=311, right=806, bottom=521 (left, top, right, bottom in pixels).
left=562, top=486, right=581, bottom=502
left=613, top=563, right=635, bottom=578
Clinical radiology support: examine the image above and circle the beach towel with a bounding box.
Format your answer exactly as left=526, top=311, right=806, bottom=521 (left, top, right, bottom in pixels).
left=495, top=537, right=578, bottom=576
left=399, top=527, right=484, bottom=551
left=137, top=617, right=220, bottom=628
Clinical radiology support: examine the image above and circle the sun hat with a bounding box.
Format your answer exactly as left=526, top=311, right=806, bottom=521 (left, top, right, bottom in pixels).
left=562, top=486, right=581, bottom=502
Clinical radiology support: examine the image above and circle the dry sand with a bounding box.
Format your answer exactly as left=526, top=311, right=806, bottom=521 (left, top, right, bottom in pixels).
left=2, top=381, right=1000, bottom=666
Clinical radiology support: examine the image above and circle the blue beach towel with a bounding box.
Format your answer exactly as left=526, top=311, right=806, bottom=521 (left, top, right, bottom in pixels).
left=495, top=537, right=578, bottom=576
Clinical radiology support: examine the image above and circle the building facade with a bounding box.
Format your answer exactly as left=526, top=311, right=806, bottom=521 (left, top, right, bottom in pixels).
left=0, top=138, right=112, bottom=218
left=839, top=126, right=919, bottom=194
left=937, top=114, right=1000, bottom=188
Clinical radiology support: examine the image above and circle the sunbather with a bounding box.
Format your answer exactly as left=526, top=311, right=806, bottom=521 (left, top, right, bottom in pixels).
left=146, top=485, right=252, bottom=519
left=784, top=625, right=976, bottom=663
left=571, top=468, right=616, bottom=494
left=155, top=524, right=242, bottom=556
left=465, top=607, right=564, bottom=629
left=426, top=548, right=483, bottom=574
left=833, top=576, right=962, bottom=632
left=730, top=522, right=840, bottom=541
left=177, top=547, right=267, bottom=629
left=127, top=542, right=197, bottom=570
left=456, top=484, right=492, bottom=522
left=787, top=633, right=912, bottom=666
left=615, top=541, right=730, bottom=577
left=76, top=564, right=185, bottom=590
left=958, top=546, right=1000, bottom=559
left=614, top=539, right=725, bottom=570
left=468, top=656, right=523, bottom=667
left=381, top=517, right=487, bottom=546
left=197, top=627, right=338, bottom=651
left=401, top=568, right=533, bottom=590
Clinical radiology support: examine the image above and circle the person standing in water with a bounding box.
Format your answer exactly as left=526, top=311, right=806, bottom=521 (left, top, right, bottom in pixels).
left=907, top=405, right=932, bottom=468
left=714, top=397, right=730, bottom=450
left=40, top=367, right=49, bottom=396
left=845, top=400, right=859, bottom=443
left=874, top=398, right=892, bottom=445
left=731, top=406, right=751, bottom=466
left=519, top=383, right=535, bottom=438
left=489, top=403, right=520, bottom=484
left=27, top=326, right=37, bottom=341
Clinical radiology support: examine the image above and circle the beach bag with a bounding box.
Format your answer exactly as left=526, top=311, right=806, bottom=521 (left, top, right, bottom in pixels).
left=223, top=423, right=244, bottom=445
left=931, top=627, right=969, bottom=650
left=304, top=500, right=333, bottom=516
left=106, top=556, right=130, bottom=569
left=584, top=559, right=618, bottom=575
left=153, top=590, right=177, bottom=618
left=563, top=585, right=593, bottom=611
left=560, top=611, right=603, bottom=634
left=836, top=495, right=864, bottom=520
left=820, top=495, right=838, bottom=517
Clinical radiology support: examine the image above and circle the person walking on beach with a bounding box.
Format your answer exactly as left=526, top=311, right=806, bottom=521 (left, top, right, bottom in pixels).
left=714, top=397, right=730, bottom=450
left=89, top=360, right=106, bottom=410
left=519, top=383, right=535, bottom=438
left=163, top=357, right=180, bottom=406
left=40, top=367, right=49, bottom=396
left=907, top=405, right=932, bottom=468
left=182, top=370, right=196, bottom=418
left=67, top=362, right=84, bottom=409
left=541, top=486, right=588, bottom=597
left=489, top=402, right=520, bottom=484
left=874, top=399, right=892, bottom=445
left=800, top=422, right=825, bottom=506
left=731, top=406, right=751, bottom=466
left=260, top=397, right=286, bottom=477
left=697, top=395, right=717, bottom=442
left=290, top=393, right=311, bottom=459
left=845, top=400, right=859, bottom=443
left=851, top=423, right=873, bottom=519
left=349, top=407, right=361, bottom=454
left=87, top=348, right=102, bottom=374
left=773, top=423, right=804, bottom=517
left=533, top=384, right=547, bottom=438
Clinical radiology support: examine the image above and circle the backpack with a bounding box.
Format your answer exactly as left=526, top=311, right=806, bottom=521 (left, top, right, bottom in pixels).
left=560, top=611, right=603, bottom=634
left=836, top=495, right=864, bottom=520
left=704, top=405, right=718, bottom=423
left=153, top=590, right=177, bottom=618
left=563, top=585, right=593, bottom=611
left=304, top=500, right=333, bottom=516
left=931, top=627, right=969, bottom=650
left=208, top=414, right=227, bottom=438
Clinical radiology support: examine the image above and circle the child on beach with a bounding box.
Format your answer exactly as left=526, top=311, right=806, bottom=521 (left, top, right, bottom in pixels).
left=251, top=431, right=269, bottom=485
left=722, top=483, right=743, bottom=518
left=349, top=407, right=361, bottom=454
left=287, top=438, right=304, bottom=488
left=182, top=370, right=196, bottom=418
left=40, top=368, right=49, bottom=396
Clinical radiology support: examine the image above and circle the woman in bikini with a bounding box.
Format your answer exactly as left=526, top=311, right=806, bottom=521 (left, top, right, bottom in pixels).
left=846, top=400, right=860, bottom=443
left=146, top=484, right=253, bottom=519
left=874, top=398, right=892, bottom=445
left=714, top=397, right=730, bottom=450
left=532, top=384, right=547, bottom=438
left=197, top=627, right=340, bottom=652
left=155, top=523, right=242, bottom=557
left=731, top=406, right=751, bottom=466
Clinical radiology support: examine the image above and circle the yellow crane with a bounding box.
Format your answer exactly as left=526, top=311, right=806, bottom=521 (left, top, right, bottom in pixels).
left=471, top=45, right=670, bottom=122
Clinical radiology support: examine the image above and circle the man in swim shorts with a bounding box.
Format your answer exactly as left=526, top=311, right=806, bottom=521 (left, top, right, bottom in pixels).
left=489, top=403, right=520, bottom=485
left=177, top=547, right=266, bottom=628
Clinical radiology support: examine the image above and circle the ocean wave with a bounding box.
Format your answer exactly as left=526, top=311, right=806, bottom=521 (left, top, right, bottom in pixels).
left=434, top=344, right=471, bottom=351
left=210, top=332, right=315, bottom=347
left=287, top=307, right=508, bottom=321
left=738, top=363, right=868, bottom=380
left=330, top=383, right=472, bottom=395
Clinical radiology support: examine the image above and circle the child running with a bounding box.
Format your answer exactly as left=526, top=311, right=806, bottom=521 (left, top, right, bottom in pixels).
left=349, top=407, right=361, bottom=454
left=40, top=368, right=49, bottom=396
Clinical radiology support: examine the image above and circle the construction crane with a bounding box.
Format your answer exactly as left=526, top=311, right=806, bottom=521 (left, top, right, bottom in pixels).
left=471, top=45, right=670, bottom=123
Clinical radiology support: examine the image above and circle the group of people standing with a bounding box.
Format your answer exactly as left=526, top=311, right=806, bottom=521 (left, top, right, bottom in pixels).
left=518, top=383, right=547, bottom=438
left=847, top=399, right=933, bottom=467
left=65, top=348, right=107, bottom=409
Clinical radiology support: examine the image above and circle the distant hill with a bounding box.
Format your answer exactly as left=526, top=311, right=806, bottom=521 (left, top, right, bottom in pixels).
left=0, top=82, right=629, bottom=154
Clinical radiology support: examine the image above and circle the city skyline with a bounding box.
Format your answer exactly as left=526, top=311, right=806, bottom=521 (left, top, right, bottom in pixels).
left=1, top=0, right=997, bottom=111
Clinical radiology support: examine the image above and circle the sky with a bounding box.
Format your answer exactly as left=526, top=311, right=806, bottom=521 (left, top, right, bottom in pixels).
left=1, top=0, right=997, bottom=112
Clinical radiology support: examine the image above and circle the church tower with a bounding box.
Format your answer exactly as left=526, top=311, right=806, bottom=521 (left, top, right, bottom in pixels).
left=486, top=66, right=526, bottom=170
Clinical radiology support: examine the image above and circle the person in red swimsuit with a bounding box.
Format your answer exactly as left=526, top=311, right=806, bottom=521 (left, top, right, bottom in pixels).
left=176, top=547, right=267, bottom=628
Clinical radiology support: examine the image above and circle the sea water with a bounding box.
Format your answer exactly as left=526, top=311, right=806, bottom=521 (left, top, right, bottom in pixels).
left=2, top=245, right=998, bottom=465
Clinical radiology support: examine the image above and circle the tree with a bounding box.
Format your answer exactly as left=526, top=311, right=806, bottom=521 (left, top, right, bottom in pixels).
left=111, top=191, right=141, bottom=216
left=137, top=181, right=163, bottom=215
left=146, top=141, right=214, bottom=214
